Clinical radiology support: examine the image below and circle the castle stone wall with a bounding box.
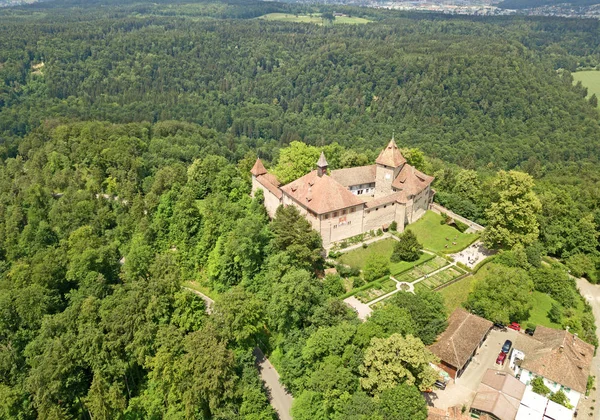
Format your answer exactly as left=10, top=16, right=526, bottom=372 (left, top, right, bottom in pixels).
left=252, top=177, right=281, bottom=218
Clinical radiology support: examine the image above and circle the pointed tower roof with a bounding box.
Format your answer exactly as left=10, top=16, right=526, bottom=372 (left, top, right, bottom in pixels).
left=317, top=151, right=328, bottom=168
left=376, top=138, right=406, bottom=168
left=250, top=158, right=268, bottom=176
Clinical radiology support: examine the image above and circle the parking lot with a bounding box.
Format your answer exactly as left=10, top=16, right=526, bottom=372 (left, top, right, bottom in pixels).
left=427, top=327, right=520, bottom=409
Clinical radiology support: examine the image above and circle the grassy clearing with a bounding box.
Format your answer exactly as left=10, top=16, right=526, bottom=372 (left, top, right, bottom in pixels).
left=573, top=70, right=600, bottom=99
left=524, top=291, right=563, bottom=329
left=259, top=13, right=371, bottom=25
left=337, top=238, right=395, bottom=270
left=405, top=211, right=479, bottom=253
left=438, top=263, right=493, bottom=314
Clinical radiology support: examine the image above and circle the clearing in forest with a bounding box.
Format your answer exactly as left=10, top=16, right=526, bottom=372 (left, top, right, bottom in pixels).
left=258, top=13, right=371, bottom=25
left=573, top=70, right=600, bottom=99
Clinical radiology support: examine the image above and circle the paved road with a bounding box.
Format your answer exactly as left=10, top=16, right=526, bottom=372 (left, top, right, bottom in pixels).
left=182, top=286, right=214, bottom=314
left=576, top=278, right=600, bottom=419
left=253, top=347, right=293, bottom=420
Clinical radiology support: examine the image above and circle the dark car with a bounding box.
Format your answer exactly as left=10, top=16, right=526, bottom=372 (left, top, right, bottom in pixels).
left=496, top=352, right=507, bottom=365
left=493, top=322, right=507, bottom=331
left=525, top=328, right=535, bottom=336
left=434, top=380, right=447, bottom=390
left=501, top=340, right=512, bottom=354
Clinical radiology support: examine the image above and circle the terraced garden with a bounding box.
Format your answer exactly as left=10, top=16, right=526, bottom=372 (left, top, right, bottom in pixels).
left=354, top=278, right=398, bottom=303
left=393, top=256, right=449, bottom=282
left=418, top=266, right=465, bottom=289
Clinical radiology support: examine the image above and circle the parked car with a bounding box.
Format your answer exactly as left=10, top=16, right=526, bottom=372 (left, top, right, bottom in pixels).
left=525, top=328, right=535, bottom=336
left=434, top=380, right=447, bottom=390
left=496, top=352, right=507, bottom=365
left=501, top=340, right=512, bottom=354
left=493, top=322, right=506, bottom=331
left=508, top=322, right=521, bottom=331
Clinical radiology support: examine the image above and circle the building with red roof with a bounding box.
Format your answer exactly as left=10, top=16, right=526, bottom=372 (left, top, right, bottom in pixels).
left=251, top=139, right=435, bottom=247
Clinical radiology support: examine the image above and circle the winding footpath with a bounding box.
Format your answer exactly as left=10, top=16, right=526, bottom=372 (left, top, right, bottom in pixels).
left=575, top=278, right=600, bottom=419
left=183, top=286, right=293, bottom=420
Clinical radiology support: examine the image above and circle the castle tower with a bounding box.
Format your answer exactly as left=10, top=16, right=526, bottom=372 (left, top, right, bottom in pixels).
left=374, top=137, right=406, bottom=197
left=317, top=151, right=328, bottom=177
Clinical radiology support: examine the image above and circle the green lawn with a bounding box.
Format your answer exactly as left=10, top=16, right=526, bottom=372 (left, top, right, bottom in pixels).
left=573, top=70, right=600, bottom=99
left=524, top=291, right=563, bottom=330
left=337, top=238, right=395, bottom=270
left=438, top=263, right=493, bottom=314
left=404, top=211, right=479, bottom=253
left=258, top=13, right=371, bottom=25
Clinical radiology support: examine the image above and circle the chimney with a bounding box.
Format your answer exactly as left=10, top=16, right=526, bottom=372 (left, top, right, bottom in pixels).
left=559, top=345, right=564, bottom=353
left=574, top=333, right=578, bottom=343
left=317, top=151, right=328, bottom=177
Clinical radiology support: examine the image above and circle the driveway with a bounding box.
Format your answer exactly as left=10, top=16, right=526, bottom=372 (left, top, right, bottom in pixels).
left=428, top=328, right=518, bottom=409
left=575, top=278, right=600, bottom=419
left=254, top=347, right=293, bottom=420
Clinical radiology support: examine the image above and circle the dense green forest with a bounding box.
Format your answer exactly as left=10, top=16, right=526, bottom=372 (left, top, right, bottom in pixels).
left=1, top=0, right=600, bottom=418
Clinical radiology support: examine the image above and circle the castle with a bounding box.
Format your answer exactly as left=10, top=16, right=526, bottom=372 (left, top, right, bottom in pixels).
left=251, top=139, right=435, bottom=248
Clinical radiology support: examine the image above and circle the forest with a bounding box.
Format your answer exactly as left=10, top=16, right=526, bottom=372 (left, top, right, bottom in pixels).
left=0, top=0, right=600, bottom=418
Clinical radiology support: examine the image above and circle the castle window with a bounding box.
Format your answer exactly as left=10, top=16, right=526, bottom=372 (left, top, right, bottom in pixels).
left=324, top=214, right=329, bottom=220
left=384, top=205, right=387, bottom=209
left=348, top=221, right=352, bottom=225
left=349, top=207, right=354, bottom=213
left=342, top=209, right=347, bottom=215
left=333, top=225, right=337, bottom=229
left=333, top=212, right=338, bottom=217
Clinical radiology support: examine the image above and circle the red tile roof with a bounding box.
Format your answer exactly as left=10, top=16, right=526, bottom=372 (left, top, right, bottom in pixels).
left=376, top=139, right=406, bottom=167
left=519, top=326, right=594, bottom=393
left=256, top=173, right=282, bottom=199
left=428, top=308, right=493, bottom=370
left=392, top=164, right=434, bottom=197
left=330, top=165, right=376, bottom=187
left=280, top=170, right=364, bottom=214
left=250, top=158, right=268, bottom=176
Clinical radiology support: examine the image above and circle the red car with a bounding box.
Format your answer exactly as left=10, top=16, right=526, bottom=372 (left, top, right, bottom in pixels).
left=508, top=322, right=521, bottom=331
left=496, top=352, right=507, bottom=365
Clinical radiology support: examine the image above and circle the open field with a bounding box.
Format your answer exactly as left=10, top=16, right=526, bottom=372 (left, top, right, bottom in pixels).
left=403, top=211, right=479, bottom=253
left=337, top=238, right=395, bottom=270
left=259, top=13, right=371, bottom=25
left=524, top=291, right=563, bottom=330
left=573, top=70, right=600, bottom=99
left=438, top=262, right=493, bottom=314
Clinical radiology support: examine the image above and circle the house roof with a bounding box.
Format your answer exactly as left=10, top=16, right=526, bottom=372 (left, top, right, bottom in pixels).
left=428, top=308, right=493, bottom=370
left=518, top=326, right=594, bottom=394
left=471, top=370, right=525, bottom=420
left=250, top=158, right=268, bottom=176
left=428, top=406, right=474, bottom=420
left=376, top=138, right=406, bottom=167
left=392, top=164, right=434, bottom=197
left=317, top=151, right=328, bottom=168
left=256, top=173, right=282, bottom=199
left=280, top=170, right=364, bottom=214
left=364, top=191, right=407, bottom=209
left=330, top=165, right=376, bottom=187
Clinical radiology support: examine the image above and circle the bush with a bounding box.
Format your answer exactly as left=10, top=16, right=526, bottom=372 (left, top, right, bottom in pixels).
left=391, top=230, right=422, bottom=263
left=323, top=274, right=345, bottom=297
left=549, top=389, right=572, bottom=409
left=566, top=253, right=598, bottom=283
left=531, top=377, right=550, bottom=396
left=389, top=221, right=397, bottom=231
left=363, top=254, right=390, bottom=282
left=351, top=275, right=364, bottom=288
left=337, top=264, right=360, bottom=278
left=548, top=303, right=562, bottom=324
left=454, top=220, right=469, bottom=233
left=362, top=243, right=368, bottom=249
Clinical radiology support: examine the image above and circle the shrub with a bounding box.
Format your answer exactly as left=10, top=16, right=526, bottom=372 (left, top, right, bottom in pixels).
left=391, top=230, right=422, bottom=262
left=351, top=276, right=364, bottom=288
left=364, top=254, right=390, bottom=282
left=548, top=303, right=562, bottom=324
left=531, top=377, right=550, bottom=396
left=323, top=274, right=345, bottom=297
left=389, top=221, right=397, bottom=231
left=454, top=220, right=469, bottom=233
left=549, top=389, right=572, bottom=409
left=362, top=243, right=368, bottom=249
